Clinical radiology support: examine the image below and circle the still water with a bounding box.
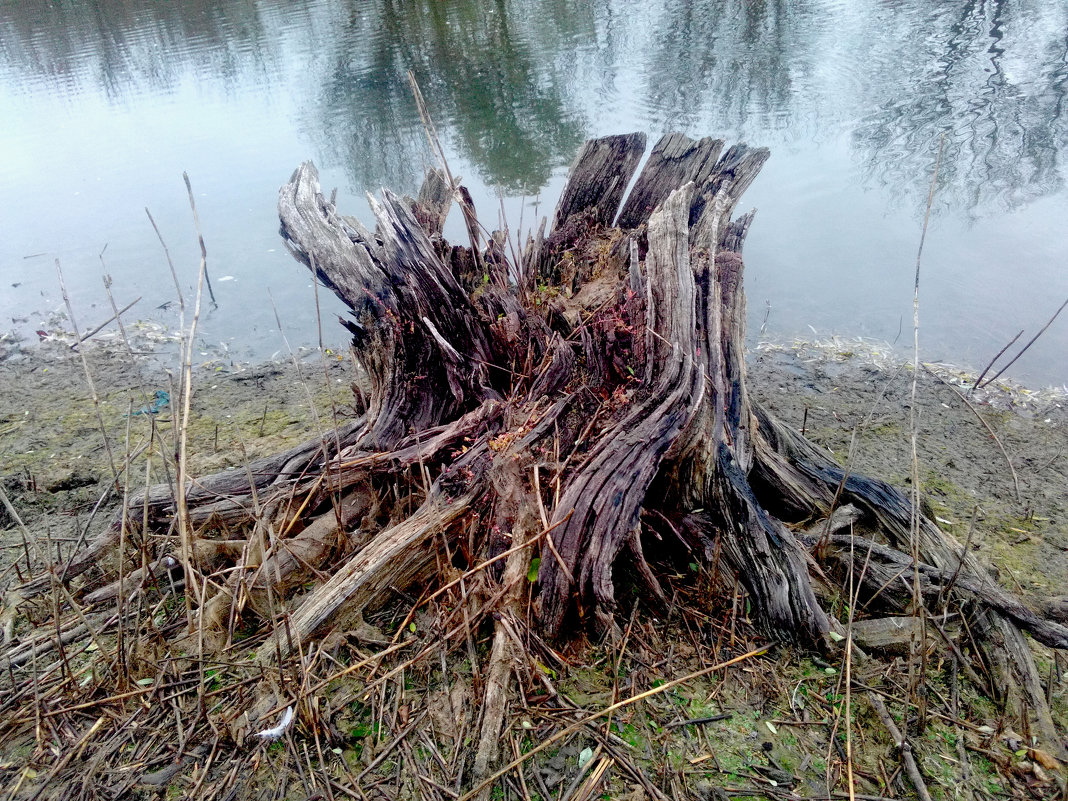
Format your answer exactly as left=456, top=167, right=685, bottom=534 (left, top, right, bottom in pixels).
left=1, top=0, right=1066, bottom=384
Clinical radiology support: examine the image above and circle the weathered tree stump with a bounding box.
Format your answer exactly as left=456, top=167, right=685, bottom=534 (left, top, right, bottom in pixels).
left=15, top=133, right=1067, bottom=771
left=232, top=133, right=1068, bottom=760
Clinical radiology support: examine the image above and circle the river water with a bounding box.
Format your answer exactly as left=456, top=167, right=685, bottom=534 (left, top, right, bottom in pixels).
left=1, top=0, right=1066, bottom=385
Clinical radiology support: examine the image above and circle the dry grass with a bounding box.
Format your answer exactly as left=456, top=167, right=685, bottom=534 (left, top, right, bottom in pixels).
left=4, top=524, right=1063, bottom=800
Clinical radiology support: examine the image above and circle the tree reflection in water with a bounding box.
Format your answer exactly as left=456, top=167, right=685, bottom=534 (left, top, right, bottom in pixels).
left=309, top=0, right=586, bottom=194
left=642, top=0, right=1068, bottom=212
left=310, top=0, right=1067, bottom=211
left=852, top=0, right=1068, bottom=213
left=1, top=0, right=1066, bottom=208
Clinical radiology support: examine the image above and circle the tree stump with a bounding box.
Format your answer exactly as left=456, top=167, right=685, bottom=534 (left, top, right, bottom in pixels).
left=238, top=134, right=1068, bottom=756
left=16, top=132, right=1067, bottom=771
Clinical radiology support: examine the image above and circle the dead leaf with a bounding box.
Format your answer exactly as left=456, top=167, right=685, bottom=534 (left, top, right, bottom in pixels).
left=1028, top=748, right=1063, bottom=772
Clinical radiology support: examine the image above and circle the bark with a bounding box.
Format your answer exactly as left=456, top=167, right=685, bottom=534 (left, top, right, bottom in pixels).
left=551, top=132, right=647, bottom=232
left=616, top=133, right=724, bottom=230
left=536, top=184, right=702, bottom=636
left=471, top=455, right=539, bottom=791
left=278, top=162, right=500, bottom=449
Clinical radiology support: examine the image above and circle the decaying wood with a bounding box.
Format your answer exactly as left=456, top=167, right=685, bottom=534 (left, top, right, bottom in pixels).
left=274, top=133, right=1062, bottom=767
left=536, top=183, right=702, bottom=636
left=242, top=485, right=378, bottom=613
left=867, top=690, right=935, bottom=801
left=798, top=531, right=1068, bottom=649
left=17, top=419, right=366, bottom=599
left=551, top=133, right=647, bottom=231
left=974, top=611, right=1068, bottom=761
left=257, top=491, right=474, bottom=660
left=410, top=166, right=452, bottom=237
left=615, top=133, right=724, bottom=230
left=11, top=131, right=1067, bottom=787
left=471, top=456, right=539, bottom=794
left=849, top=615, right=936, bottom=655
left=279, top=162, right=500, bottom=449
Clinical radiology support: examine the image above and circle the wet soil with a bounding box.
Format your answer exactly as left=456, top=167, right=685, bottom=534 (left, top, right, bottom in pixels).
left=0, top=339, right=357, bottom=580
left=748, top=341, right=1068, bottom=612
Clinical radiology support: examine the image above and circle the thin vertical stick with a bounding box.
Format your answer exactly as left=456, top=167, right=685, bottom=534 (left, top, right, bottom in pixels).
left=498, top=188, right=521, bottom=281
left=55, top=260, right=121, bottom=488
left=408, top=70, right=484, bottom=272
left=311, top=256, right=345, bottom=530
left=841, top=535, right=878, bottom=801
left=146, top=207, right=185, bottom=311
left=98, top=248, right=134, bottom=355
left=138, top=425, right=153, bottom=669
left=116, top=399, right=134, bottom=686
left=146, top=209, right=185, bottom=524
left=517, top=192, right=527, bottom=268
left=907, top=135, right=944, bottom=731
left=182, top=173, right=217, bottom=308
left=842, top=535, right=856, bottom=801
left=175, top=175, right=214, bottom=629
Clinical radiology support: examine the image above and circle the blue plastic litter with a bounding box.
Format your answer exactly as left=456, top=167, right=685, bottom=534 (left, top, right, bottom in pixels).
left=131, top=390, right=170, bottom=416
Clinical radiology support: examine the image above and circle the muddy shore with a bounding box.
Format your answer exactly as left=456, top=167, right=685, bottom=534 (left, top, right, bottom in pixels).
left=2, top=333, right=1067, bottom=799
left=0, top=336, right=355, bottom=580
left=2, top=333, right=1065, bottom=612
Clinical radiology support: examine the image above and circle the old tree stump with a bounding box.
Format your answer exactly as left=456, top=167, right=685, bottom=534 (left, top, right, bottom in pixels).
left=13, top=133, right=1067, bottom=790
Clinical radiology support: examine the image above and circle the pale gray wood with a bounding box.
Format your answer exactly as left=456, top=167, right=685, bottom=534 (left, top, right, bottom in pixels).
left=551, top=133, right=647, bottom=231
left=280, top=162, right=498, bottom=449
left=538, top=184, right=709, bottom=635
left=257, top=481, right=479, bottom=661
left=615, top=132, right=723, bottom=230
left=412, top=167, right=451, bottom=237
left=690, top=144, right=769, bottom=249
left=851, top=616, right=928, bottom=654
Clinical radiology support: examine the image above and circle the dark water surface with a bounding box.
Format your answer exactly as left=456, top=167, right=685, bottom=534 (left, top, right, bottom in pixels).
left=2, top=0, right=1066, bottom=384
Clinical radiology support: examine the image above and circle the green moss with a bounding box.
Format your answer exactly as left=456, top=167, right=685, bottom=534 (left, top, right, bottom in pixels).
left=921, top=470, right=970, bottom=503
left=561, top=666, right=613, bottom=707
left=866, top=421, right=903, bottom=437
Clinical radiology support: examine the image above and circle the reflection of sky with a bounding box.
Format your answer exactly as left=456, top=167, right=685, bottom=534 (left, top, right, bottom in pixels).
left=0, top=71, right=348, bottom=359
left=1, top=0, right=1066, bottom=384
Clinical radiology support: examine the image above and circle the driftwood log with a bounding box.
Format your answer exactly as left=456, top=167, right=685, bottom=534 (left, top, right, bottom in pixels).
left=13, top=133, right=1067, bottom=772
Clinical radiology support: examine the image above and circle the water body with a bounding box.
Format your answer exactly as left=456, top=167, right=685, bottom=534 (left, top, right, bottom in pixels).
left=1, top=0, right=1066, bottom=384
